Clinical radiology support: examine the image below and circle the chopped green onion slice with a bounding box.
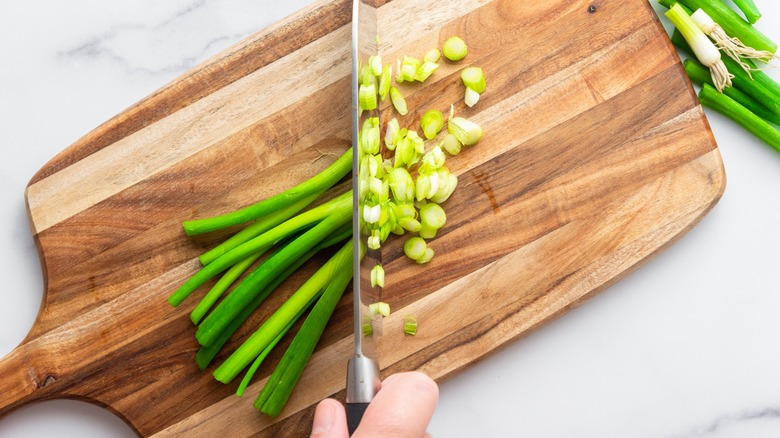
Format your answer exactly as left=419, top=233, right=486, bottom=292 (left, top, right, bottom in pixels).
left=404, top=236, right=427, bottom=260
left=461, top=67, right=486, bottom=94
left=400, top=56, right=421, bottom=82
left=420, top=110, right=444, bottom=139
left=359, top=83, right=378, bottom=111
left=441, top=133, right=462, bottom=155
left=415, top=61, right=439, bottom=82
left=385, top=117, right=401, bottom=150
left=371, top=264, right=385, bottom=288
left=416, top=247, right=435, bottom=264
left=379, top=65, right=393, bottom=101
left=442, top=36, right=467, bottom=61
left=403, top=315, right=418, bottom=336
left=369, top=55, right=383, bottom=77
left=448, top=116, right=484, bottom=146
left=464, top=87, right=480, bottom=108
left=369, top=301, right=391, bottom=317
left=390, top=87, right=408, bottom=116
left=424, top=49, right=441, bottom=63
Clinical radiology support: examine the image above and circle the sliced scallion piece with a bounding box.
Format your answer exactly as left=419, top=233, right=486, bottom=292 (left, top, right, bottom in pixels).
left=404, top=236, right=427, bottom=261
left=403, top=315, right=418, bottom=336
left=448, top=117, right=484, bottom=146
left=442, top=36, right=467, bottom=61
left=390, top=87, right=409, bottom=116
left=421, top=110, right=444, bottom=139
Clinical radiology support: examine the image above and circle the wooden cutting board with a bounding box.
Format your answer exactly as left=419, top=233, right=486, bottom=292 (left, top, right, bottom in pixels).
left=0, top=0, right=725, bottom=435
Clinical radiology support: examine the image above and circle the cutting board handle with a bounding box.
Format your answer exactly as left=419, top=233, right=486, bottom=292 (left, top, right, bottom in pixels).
left=0, top=344, right=53, bottom=417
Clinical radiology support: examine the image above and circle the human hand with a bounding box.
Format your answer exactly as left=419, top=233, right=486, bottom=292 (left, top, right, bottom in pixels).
left=310, top=371, right=439, bottom=438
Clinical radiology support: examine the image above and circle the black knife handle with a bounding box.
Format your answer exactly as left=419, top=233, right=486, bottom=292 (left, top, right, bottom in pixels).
left=346, top=402, right=370, bottom=435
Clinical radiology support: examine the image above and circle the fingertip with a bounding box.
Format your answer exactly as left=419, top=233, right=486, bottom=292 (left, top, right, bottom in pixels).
left=311, top=398, right=348, bottom=438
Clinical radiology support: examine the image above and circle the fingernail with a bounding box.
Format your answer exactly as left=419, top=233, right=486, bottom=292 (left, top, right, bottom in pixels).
left=311, top=400, right=336, bottom=436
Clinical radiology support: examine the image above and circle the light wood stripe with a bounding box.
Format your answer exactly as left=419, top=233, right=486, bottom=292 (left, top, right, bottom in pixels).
left=25, top=25, right=351, bottom=234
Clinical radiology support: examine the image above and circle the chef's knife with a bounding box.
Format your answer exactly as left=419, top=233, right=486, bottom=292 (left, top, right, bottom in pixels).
left=347, top=0, right=381, bottom=435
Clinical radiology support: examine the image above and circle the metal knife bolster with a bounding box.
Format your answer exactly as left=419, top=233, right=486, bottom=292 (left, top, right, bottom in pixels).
left=346, top=355, right=380, bottom=404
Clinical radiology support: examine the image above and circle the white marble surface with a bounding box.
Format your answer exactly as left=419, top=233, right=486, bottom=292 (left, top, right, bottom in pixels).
left=1, top=1, right=780, bottom=437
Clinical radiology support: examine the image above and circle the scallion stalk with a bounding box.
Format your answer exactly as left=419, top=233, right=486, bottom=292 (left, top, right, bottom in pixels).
left=198, top=194, right=318, bottom=266
left=683, top=58, right=780, bottom=125
left=193, top=224, right=352, bottom=370
left=196, top=199, right=352, bottom=348
left=191, top=252, right=263, bottom=325
left=168, top=191, right=352, bottom=307
left=698, top=83, right=780, bottom=151
left=213, top=240, right=353, bottom=384
left=182, top=148, right=352, bottom=236
left=253, top=243, right=353, bottom=416
left=732, top=0, right=761, bottom=24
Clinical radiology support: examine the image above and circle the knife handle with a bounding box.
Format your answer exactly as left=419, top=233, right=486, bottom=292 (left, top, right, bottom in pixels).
left=346, top=402, right=370, bottom=435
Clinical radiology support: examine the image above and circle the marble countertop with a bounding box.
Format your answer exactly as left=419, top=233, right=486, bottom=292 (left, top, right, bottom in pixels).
left=1, top=1, right=779, bottom=436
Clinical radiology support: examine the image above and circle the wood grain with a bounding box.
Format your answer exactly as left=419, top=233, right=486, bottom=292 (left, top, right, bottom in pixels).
left=1, top=0, right=724, bottom=436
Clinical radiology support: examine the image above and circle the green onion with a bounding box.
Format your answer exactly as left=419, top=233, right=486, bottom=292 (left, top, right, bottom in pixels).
left=698, top=83, right=780, bottom=152
left=464, top=88, right=480, bottom=108
left=690, top=9, right=774, bottom=72
left=732, top=0, right=761, bottom=24
left=414, top=61, right=439, bottom=82
left=193, top=243, right=323, bottom=370
left=416, top=247, right=435, bottom=264
left=683, top=59, right=780, bottom=125
left=441, top=133, right=462, bottom=155
left=198, top=194, right=318, bottom=266
left=370, top=264, right=385, bottom=288
left=666, top=4, right=732, bottom=92
left=424, top=49, right=441, bottom=63
left=168, top=191, right=352, bottom=307
left=461, top=67, right=486, bottom=93
left=190, top=252, right=262, bottom=325
left=385, top=117, right=401, bottom=149
left=418, top=202, right=447, bottom=239
left=442, top=36, right=467, bottom=61
left=670, top=0, right=777, bottom=55
left=359, top=83, right=378, bottom=111
left=421, top=110, right=444, bottom=139
left=213, top=240, right=353, bottom=384
left=379, top=65, right=392, bottom=101
left=253, top=241, right=353, bottom=416
left=404, top=236, right=427, bottom=261
left=403, top=315, right=417, bottom=336
left=672, top=30, right=780, bottom=117
left=400, top=56, right=421, bottom=82
left=369, top=301, right=390, bottom=317
left=448, top=116, right=484, bottom=146
left=195, top=195, right=352, bottom=347
left=181, top=148, right=352, bottom=236
left=390, top=87, right=408, bottom=116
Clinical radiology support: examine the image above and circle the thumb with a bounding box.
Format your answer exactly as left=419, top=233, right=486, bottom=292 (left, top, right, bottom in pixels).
left=310, top=398, right=350, bottom=438
left=353, top=372, right=439, bottom=438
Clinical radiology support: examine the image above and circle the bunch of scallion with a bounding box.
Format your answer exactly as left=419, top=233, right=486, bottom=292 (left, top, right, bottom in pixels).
left=658, top=0, right=780, bottom=151
left=167, top=35, right=486, bottom=417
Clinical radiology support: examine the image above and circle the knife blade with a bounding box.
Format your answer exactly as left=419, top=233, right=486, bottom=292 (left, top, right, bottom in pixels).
left=347, top=0, right=381, bottom=434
